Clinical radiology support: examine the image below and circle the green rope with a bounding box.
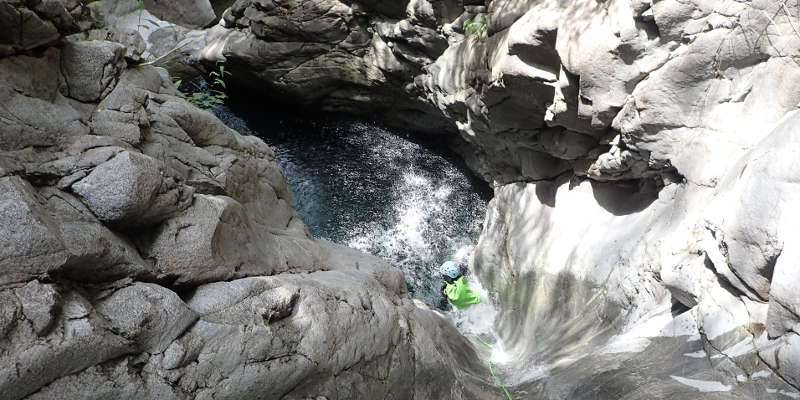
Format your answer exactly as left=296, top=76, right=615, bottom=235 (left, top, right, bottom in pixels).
left=488, top=360, right=514, bottom=400
left=474, top=336, right=514, bottom=400
left=475, top=335, right=493, bottom=349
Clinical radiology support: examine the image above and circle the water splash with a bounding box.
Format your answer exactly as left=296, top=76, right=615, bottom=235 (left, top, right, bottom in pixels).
left=216, top=106, right=524, bottom=386
left=346, top=169, right=483, bottom=304
left=450, top=269, right=500, bottom=340
left=214, top=107, right=490, bottom=307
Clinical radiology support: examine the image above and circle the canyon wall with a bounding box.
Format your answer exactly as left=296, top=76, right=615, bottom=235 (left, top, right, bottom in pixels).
left=4, top=0, right=800, bottom=398
left=0, top=1, right=494, bottom=399
left=195, top=0, right=800, bottom=397
left=201, top=0, right=800, bottom=185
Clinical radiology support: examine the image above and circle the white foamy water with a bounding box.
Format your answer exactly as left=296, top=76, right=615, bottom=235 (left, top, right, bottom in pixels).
left=448, top=273, right=553, bottom=387
left=346, top=170, right=467, bottom=267
left=449, top=271, right=500, bottom=339
left=347, top=171, right=449, bottom=256
left=446, top=266, right=514, bottom=362
left=222, top=116, right=490, bottom=306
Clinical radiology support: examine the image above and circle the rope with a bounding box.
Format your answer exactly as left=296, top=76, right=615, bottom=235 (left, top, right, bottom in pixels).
left=475, top=335, right=493, bottom=348
left=474, top=336, right=514, bottom=400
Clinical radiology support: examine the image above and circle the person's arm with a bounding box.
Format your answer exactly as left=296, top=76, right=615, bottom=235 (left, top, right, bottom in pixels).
left=439, top=282, right=450, bottom=309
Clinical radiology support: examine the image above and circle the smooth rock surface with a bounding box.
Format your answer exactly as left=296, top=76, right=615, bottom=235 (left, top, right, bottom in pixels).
left=143, top=0, right=215, bottom=28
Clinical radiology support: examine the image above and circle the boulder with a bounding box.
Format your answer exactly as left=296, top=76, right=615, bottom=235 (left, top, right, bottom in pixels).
left=71, top=151, right=192, bottom=227
left=236, top=0, right=350, bottom=43
left=96, top=283, right=197, bottom=353
left=376, top=20, right=448, bottom=65
left=407, top=0, right=457, bottom=27
left=23, top=358, right=179, bottom=400
left=186, top=277, right=300, bottom=325
left=0, top=287, right=133, bottom=400
left=704, top=112, right=800, bottom=303
left=14, top=280, right=61, bottom=336
left=357, top=0, right=410, bottom=18
left=0, top=85, right=89, bottom=151
left=171, top=272, right=492, bottom=399
left=768, top=244, right=800, bottom=337
left=136, top=194, right=269, bottom=284
left=760, top=333, right=800, bottom=388
left=0, top=4, right=60, bottom=55
left=42, top=188, right=159, bottom=282
left=0, top=290, right=18, bottom=337
left=0, top=47, right=62, bottom=101
left=60, top=41, right=127, bottom=103
left=143, top=0, right=215, bottom=28
left=0, top=177, right=68, bottom=286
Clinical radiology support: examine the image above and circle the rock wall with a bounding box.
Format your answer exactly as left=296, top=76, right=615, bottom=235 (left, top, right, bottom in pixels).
left=0, top=1, right=494, bottom=399
left=196, top=0, right=800, bottom=398
left=200, top=0, right=800, bottom=184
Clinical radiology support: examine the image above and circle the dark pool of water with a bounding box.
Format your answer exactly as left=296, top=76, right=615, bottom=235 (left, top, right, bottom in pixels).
left=216, top=102, right=491, bottom=306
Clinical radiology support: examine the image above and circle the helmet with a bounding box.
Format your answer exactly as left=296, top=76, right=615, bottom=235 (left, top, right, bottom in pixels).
left=439, top=261, right=462, bottom=279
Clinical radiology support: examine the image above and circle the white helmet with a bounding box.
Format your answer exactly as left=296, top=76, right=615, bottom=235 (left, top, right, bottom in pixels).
left=439, top=261, right=462, bottom=279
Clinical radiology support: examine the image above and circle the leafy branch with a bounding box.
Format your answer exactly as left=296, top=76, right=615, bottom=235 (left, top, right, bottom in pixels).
left=174, top=62, right=232, bottom=110
left=463, top=18, right=488, bottom=38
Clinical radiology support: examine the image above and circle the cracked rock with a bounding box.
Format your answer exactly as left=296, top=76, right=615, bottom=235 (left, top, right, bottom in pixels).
left=71, top=150, right=192, bottom=227
left=14, top=280, right=61, bottom=336
left=60, top=40, right=127, bottom=103
left=96, top=283, right=197, bottom=353
left=0, top=176, right=69, bottom=286
left=137, top=194, right=268, bottom=285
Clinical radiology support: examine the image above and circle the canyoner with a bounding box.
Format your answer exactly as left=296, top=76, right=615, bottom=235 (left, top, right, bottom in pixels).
left=439, top=260, right=481, bottom=309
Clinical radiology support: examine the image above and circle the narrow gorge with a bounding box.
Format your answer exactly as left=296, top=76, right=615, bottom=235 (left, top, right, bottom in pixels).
left=2, top=0, right=800, bottom=399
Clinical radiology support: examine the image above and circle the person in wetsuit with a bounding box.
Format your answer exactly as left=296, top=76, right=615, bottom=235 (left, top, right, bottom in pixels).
left=438, top=260, right=481, bottom=310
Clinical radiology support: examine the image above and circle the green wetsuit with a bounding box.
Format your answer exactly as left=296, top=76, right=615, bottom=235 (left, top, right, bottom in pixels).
left=444, top=276, right=481, bottom=309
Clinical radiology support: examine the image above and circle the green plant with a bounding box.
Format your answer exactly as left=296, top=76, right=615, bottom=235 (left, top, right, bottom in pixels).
left=133, top=0, right=160, bottom=38
left=137, top=17, right=160, bottom=31
left=174, top=62, right=232, bottom=110
left=463, top=18, right=487, bottom=38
